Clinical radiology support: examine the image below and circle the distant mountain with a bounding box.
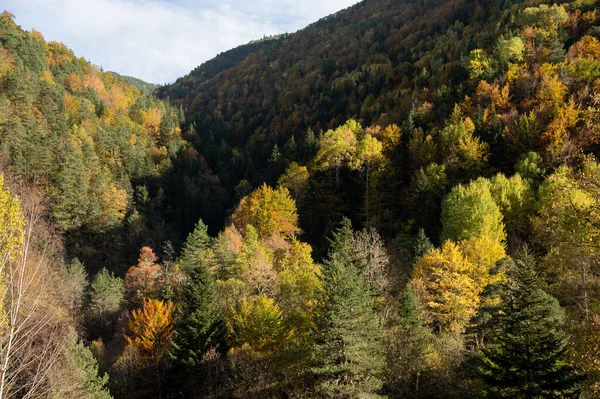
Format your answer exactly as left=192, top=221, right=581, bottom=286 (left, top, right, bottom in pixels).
left=109, top=71, right=158, bottom=93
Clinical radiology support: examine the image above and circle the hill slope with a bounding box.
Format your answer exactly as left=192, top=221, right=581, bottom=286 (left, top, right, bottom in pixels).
left=158, top=0, right=515, bottom=181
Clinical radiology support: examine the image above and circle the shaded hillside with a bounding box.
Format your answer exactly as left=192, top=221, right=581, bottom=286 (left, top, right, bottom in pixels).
left=158, top=0, right=521, bottom=184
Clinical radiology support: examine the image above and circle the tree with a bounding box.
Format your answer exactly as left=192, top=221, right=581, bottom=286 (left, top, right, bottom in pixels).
left=231, top=184, right=299, bottom=239
left=125, top=299, right=175, bottom=365
left=169, top=256, right=227, bottom=370
left=50, top=135, right=91, bottom=230
left=441, top=177, right=506, bottom=244
left=277, top=162, right=310, bottom=203
left=88, top=268, right=124, bottom=337
left=60, top=258, right=88, bottom=324
left=178, top=219, right=213, bottom=273
left=0, top=178, right=68, bottom=399
left=352, top=133, right=384, bottom=223
left=412, top=236, right=505, bottom=333
left=228, top=295, right=292, bottom=353
left=313, top=222, right=385, bottom=398
left=470, top=258, right=582, bottom=398
left=489, top=173, right=535, bottom=240
left=439, top=105, right=489, bottom=175
left=386, top=285, right=433, bottom=398
left=49, top=329, right=112, bottom=399
left=314, top=121, right=359, bottom=187
left=124, top=246, right=163, bottom=305
left=413, top=228, right=434, bottom=261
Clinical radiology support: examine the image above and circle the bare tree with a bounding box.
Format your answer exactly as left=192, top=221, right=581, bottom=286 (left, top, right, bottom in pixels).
left=0, top=183, right=68, bottom=399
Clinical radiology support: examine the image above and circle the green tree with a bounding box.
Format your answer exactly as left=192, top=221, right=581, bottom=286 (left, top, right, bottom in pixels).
left=87, top=268, right=124, bottom=337
left=169, top=256, right=228, bottom=371
left=178, top=219, right=214, bottom=273
left=413, top=228, right=434, bottom=261
left=313, top=221, right=385, bottom=398
left=470, top=258, right=582, bottom=398
left=50, top=329, right=112, bottom=399
left=441, top=177, right=506, bottom=244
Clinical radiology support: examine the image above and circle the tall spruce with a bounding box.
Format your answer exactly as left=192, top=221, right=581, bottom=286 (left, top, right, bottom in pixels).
left=169, top=220, right=227, bottom=391
left=470, top=258, right=582, bottom=398
left=178, top=219, right=213, bottom=272
left=313, top=219, right=385, bottom=398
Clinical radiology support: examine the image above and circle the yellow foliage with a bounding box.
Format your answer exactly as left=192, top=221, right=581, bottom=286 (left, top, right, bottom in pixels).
left=125, top=299, right=175, bottom=360
left=231, top=184, right=299, bottom=239
left=0, top=174, right=25, bottom=265
left=99, top=183, right=128, bottom=228
left=413, top=241, right=478, bottom=332
left=228, top=295, right=294, bottom=352
left=142, top=107, right=162, bottom=136
left=459, top=236, right=506, bottom=287
left=412, top=235, right=505, bottom=333
left=39, top=70, right=54, bottom=85
left=63, top=92, right=81, bottom=123
left=0, top=48, right=14, bottom=79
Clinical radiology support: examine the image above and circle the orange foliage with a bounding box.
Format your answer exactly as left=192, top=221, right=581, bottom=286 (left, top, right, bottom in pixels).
left=125, top=299, right=175, bottom=361
left=125, top=247, right=163, bottom=304
left=63, top=73, right=83, bottom=92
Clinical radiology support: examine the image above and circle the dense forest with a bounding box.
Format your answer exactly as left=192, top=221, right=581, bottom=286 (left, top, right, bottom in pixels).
left=2, top=0, right=600, bottom=397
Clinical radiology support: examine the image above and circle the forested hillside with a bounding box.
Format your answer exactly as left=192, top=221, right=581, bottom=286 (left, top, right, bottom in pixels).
left=3, top=0, right=600, bottom=398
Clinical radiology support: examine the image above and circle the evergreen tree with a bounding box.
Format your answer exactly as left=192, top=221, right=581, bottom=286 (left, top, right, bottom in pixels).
left=413, top=228, right=434, bottom=261
left=470, top=258, right=582, bottom=398
left=168, top=230, right=228, bottom=393
left=313, top=221, right=385, bottom=398
left=178, top=219, right=213, bottom=272
left=399, top=285, right=422, bottom=328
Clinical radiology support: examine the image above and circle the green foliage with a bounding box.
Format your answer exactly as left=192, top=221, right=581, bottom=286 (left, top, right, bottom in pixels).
left=87, top=268, right=124, bottom=337
left=51, top=329, right=112, bottom=399
left=413, top=228, right=434, bottom=261
left=313, top=221, right=385, bottom=398
left=178, top=219, right=213, bottom=272
left=470, top=258, right=582, bottom=398
left=170, top=252, right=228, bottom=370
left=441, top=178, right=506, bottom=244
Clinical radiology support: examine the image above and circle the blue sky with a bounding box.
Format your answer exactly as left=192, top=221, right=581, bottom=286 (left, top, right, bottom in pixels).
left=4, top=0, right=359, bottom=83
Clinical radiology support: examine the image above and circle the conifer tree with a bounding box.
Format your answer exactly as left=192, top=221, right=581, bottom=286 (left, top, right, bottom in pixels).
left=168, top=224, right=227, bottom=393
left=470, top=258, right=582, bottom=398
left=178, top=219, right=213, bottom=272
left=413, top=228, right=434, bottom=261
left=313, top=220, right=385, bottom=398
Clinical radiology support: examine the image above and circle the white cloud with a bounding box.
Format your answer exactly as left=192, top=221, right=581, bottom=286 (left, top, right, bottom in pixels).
left=3, top=0, right=359, bottom=83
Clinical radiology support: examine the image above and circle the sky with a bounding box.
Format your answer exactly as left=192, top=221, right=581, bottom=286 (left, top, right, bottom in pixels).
left=4, top=0, right=360, bottom=84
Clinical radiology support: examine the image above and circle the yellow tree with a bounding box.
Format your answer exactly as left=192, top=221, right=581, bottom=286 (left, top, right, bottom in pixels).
left=412, top=236, right=505, bottom=333
left=227, top=295, right=293, bottom=352
left=352, top=133, right=384, bottom=223
left=231, top=184, right=299, bottom=239
left=413, top=241, right=478, bottom=333
left=125, top=298, right=175, bottom=363
left=314, top=121, right=360, bottom=187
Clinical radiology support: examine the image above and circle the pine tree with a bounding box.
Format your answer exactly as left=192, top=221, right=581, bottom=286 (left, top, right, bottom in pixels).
left=413, top=228, right=434, bottom=261
left=470, top=258, right=582, bottom=398
left=168, top=244, right=227, bottom=394
left=313, top=220, right=385, bottom=398
left=179, top=219, right=213, bottom=272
